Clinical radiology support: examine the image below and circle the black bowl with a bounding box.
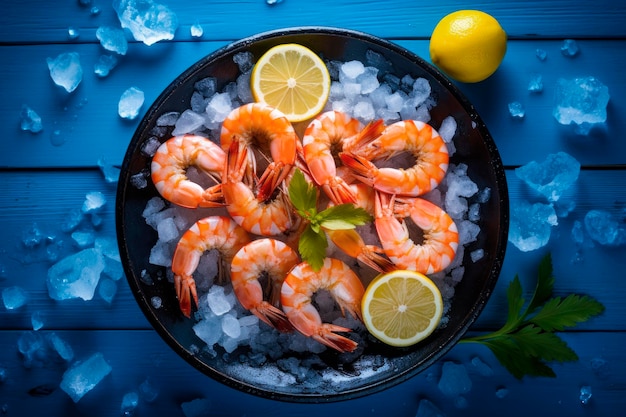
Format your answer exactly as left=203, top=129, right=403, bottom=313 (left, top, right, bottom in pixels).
left=116, top=27, right=509, bottom=402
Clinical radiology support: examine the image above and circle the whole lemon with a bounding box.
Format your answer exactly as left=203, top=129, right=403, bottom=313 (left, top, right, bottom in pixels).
left=429, top=10, right=507, bottom=83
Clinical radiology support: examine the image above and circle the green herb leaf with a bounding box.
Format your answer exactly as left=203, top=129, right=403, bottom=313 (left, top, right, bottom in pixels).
left=288, top=169, right=317, bottom=216
left=298, top=226, right=328, bottom=272
left=460, top=252, right=605, bottom=380
left=319, top=204, right=372, bottom=230
left=529, top=294, right=606, bottom=332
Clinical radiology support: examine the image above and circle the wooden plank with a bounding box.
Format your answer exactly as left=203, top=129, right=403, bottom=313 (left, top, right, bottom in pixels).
left=0, top=329, right=623, bottom=416
left=2, top=0, right=626, bottom=44
left=2, top=40, right=626, bottom=169
left=1, top=169, right=624, bottom=330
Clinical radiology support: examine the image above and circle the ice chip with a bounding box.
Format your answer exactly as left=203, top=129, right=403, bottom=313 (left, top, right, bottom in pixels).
left=528, top=74, right=543, bottom=93
left=194, top=77, right=217, bottom=98
left=207, top=285, right=234, bottom=316
left=438, top=116, right=457, bottom=143
left=31, top=311, right=45, bottom=330
left=205, top=92, right=233, bottom=124
left=561, top=39, right=580, bottom=57
left=508, top=101, right=525, bottom=119
left=71, top=231, right=96, bottom=248
left=118, top=87, right=145, bottom=120
left=2, top=286, right=28, bottom=310
left=579, top=385, right=592, bottom=405
left=438, top=361, right=472, bottom=397
left=553, top=76, right=609, bottom=134
left=94, top=54, right=119, bottom=77
left=60, top=352, right=112, bottom=402
left=584, top=209, right=626, bottom=246
left=515, top=152, right=580, bottom=202
left=221, top=314, right=241, bottom=339
left=82, top=191, right=107, bottom=213
left=20, top=105, right=43, bottom=133
left=536, top=48, right=547, bottom=61
left=47, top=52, right=83, bottom=93
left=509, top=201, right=558, bottom=252
left=340, top=60, right=365, bottom=80
left=233, top=51, right=254, bottom=73
left=190, top=21, right=203, bottom=38
left=97, top=157, right=121, bottom=183
left=121, top=391, right=139, bottom=415
left=48, top=332, right=74, bottom=362
left=113, top=0, right=178, bottom=46
left=172, top=109, right=206, bottom=135
left=47, top=249, right=105, bottom=301
left=68, top=27, right=80, bottom=40
left=96, top=26, right=128, bottom=55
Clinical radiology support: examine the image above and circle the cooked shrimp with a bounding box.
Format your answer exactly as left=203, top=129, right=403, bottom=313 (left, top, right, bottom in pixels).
left=303, top=113, right=387, bottom=205
left=374, top=192, right=458, bottom=274
left=220, top=103, right=298, bottom=201
left=340, top=120, right=449, bottom=197
left=172, top=216, right=251, bottom=318
left=151, top=135, right=226, bottom=208
left=281, top=258, right=365, bottom=353
left=222, top=137, right=294, bottom=236
left=230, top=238, right=299, bottom=332
left=326, top=229, right=396, bottom=273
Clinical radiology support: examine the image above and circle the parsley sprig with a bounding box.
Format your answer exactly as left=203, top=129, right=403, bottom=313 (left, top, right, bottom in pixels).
left=288, top=169, right=372, bottom=271
left=460, top=253, right=605, bottom=379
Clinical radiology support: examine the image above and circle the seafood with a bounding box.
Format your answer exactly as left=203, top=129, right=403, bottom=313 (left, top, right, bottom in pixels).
left=230, top=238, right=300, bottom=332
left=301, top=110, right=362, bottom=204
left=220, top=103, right=298, bottom=201
left=172, top=216, right=251, bottom=317
left=280, top=258, right=365, bottom=353
left=151, top=135, right=226, bottom=208
left=326, top=229, right=396, bottom=273
left=340, top=120, right=449, bottom=197
left=374, top=192, right=459, bottom=274
left=222, top=137, right=294, bottom=236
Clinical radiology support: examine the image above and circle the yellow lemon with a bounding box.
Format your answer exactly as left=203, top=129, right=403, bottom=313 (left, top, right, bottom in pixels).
left=429, top=10, right=507, bottom=83
left=361, top=270, right=443, bottom=347
left=250, top=43, right=330, bottom=122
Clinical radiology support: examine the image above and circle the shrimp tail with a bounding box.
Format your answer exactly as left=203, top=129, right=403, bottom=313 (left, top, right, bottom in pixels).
left=313, top=324, right=358, bottom=353
left=199, top=184, right=224, bottom=208
left=338, top=152, right=377, bottom=189
left=256, top=161, right=291, bottom=201
left=322, top=178, right=358, bottom=205
left=345, top=119, right=385, bottom=151
left=360, top=245, right=397, bottom=273
left=174, top=273, right=197, bottom=318
left=253, top=302, right=294, bottom=333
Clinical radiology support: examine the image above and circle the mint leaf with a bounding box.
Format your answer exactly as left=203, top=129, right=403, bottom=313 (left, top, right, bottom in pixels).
left=529, top=294, right=605, bottom=332
left=298, top=226, right=327, bottom=271
left=288, top=169, right=317, bottom=215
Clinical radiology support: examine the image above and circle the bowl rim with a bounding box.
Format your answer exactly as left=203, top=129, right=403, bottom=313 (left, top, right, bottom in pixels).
left=116, top=25, right=509, bottom=403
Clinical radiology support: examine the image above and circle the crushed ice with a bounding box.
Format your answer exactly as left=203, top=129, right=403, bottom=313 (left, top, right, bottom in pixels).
left=113, top=0, right=179, bottom=46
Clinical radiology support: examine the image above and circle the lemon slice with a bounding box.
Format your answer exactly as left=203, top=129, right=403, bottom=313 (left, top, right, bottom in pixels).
left=362, top=270, right=443, bottom=347
left=251, top=43, right=330, bottom=122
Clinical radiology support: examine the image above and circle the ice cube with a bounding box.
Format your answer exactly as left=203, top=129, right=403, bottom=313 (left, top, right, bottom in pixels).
left=561, top=39, right=580, bottom=57
left=156, top=217, right=179, bottom=242
left=121, top=391, right=139, bottom=415
left=584, top=209, right=626, bottom=246
left=515, top=152, right=580, bottom=202
left=221, top=314, right=241, bottom=339
left=204, top=93, right=233, bottom=124
left=98, top=278, right=117, bottom=304
left=508, top=101, right=525, bottom=118
left=48, top=332, right=74, bottom=362
left=31, top=311, right=45, bottom=330
left=2, top=286, right=28, bottom=310
left=82, top=191, right=107, bottom=213
left=553, top=76, right=609, bottom=134
left=528, top=74, right=543, bottom=93
left=47, top=249, right=105, bottom=301
left=340, top=60, right=365, bottom=80
left=20, top=105, right=43, bottom=133
left=71, top=231, right=95, bottom=248
left=579, top=385, right=592, bottom=405
left=190, top=21, right=203, bottom=38
left=193, top=317, right=222, bottom=347
left=194, top=77, right=217, bottom=98
left=470, top=248, right=484, bottom=262
left=438, top=116, right=457, bottom=143
left=357, top=66, right=380, bottom=94
left=353, top=100, right=375, bottom=122
left=151, top=296, right=162, bottom=309
left=112, top=0, right=179, bottom=46
left=97, top=157, right=121, bottom=183
left=172, top=109, right=206, bottom=135
left=96, top=26, right=128, bottom=55
left=410, top=78, right=432, bottom=105
left=438, top=361, right=472, bottom=397
left=60, top=352, right=112, bottom=402
left=47, top=52, right=83, bottom=93
left=509, top=201, right=558, bottom=252
left=536, top=48, right=547, bottom=61
left=68, top=27, right=80, bottom=40
left=118, top=87, right=145, bottom=120
left=94, top=54, right=119, bottom=77
left=233, top=51, right=254, bottom=73
left=206, top=285, right=234, bottom=316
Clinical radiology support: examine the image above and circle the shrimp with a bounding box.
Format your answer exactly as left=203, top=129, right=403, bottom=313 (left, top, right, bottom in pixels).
left=374, top=192, right=459, bottom=274
left=220, top=103, right=298, bottom=201
left=326, top=229, right=396, bottom=273
left=172, top=216, right=251, bottom=318
left=340, top=120, right=449, bottom=197
left=281, top=258, right=365, bottom=353
left=151, top=135, right=226, bottom=208
left=302, top=112, right=385, bottom=205
left=222, top=137, right=294, bottom=236
left=230, top=238, right=300, bottom=332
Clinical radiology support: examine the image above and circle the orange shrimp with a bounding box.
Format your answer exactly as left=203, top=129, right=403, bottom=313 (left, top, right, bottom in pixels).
left=151, top=135, right=225, bottom=208
left=326, top=229, right=396, bottom=273
left=222, top=137, right=294, bottom=236
left=340, top=120, right=449, bottom=197
left=230, top=238, right=299, bottom=332
left=374, top=192, right=459, bottom=274
left=302, top=111, right=362, bottom=204
left=280, top=258, right=365, bottom=353
left=220, top=103, right=298, bottom=201
left=172, top=216, right=251, bottom=318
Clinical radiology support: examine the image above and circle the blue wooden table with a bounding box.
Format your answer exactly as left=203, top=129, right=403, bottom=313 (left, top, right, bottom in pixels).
left=1, top=1, right=625, bottom=415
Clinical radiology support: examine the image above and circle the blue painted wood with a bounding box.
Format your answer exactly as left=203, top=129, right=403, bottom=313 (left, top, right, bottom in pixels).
left=2, top=39, right=625, bottom=168
left=2, top=0, right=626, bottom=43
